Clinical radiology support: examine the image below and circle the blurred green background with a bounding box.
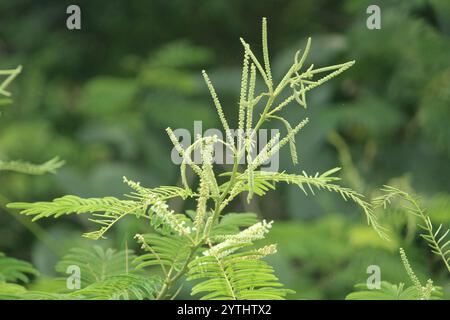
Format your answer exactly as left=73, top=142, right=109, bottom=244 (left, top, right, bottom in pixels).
left=1, top=0, right=449, bottom=299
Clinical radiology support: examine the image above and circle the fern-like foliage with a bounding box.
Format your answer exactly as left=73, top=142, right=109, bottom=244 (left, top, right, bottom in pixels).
left=211, top=213, right=259, bottom=237
left=0, top=253, right=38, bottom=283
left=134, top=233, right=191, bottom=273
left=55, top=246, right=135, bottom=287
left=0, top=157, right=65, bottom=175
left=221, top=169, right=386, bottom=239
left=0, top=66, right=64, bottom=175
left=373, top=185, right=450, bottom=273
left=5, top=18, right=386, bottom=300
left=70, top=274, right=161, bottom=300
left=188, top=220, right=291, bottom=300
left=0, top=276, right=161, bottom=300
left=187, top=220, right=292, bottom=300
left=8, top=196, right=142, bottom=240
left=346, top=282, right=442, bottom=300
left=346, top=246, right=442, bottom=300
left=0, top=247, right=161, bottom=300
left=188, top=247, right=291, bottom=300
left=7, top=180, right=192, bottom=240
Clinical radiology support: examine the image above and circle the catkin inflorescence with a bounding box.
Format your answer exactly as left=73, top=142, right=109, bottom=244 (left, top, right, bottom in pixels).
left=204, top=220, right=273, bottom=258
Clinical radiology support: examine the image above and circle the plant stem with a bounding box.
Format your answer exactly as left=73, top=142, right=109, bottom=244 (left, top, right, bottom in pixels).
left=156, top=49, right=309, bottom=299
left=406, top=195, right=450, bottom=273
left=206, top=93, right=278, bottom=234
left=155, top=244, right=199, bottom=300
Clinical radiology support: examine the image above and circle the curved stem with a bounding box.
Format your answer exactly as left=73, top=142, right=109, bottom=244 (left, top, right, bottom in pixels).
left=156, top=244, right=199, bottom=300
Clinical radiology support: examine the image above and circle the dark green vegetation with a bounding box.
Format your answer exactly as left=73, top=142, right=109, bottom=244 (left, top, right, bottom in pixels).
left=0, top=1, right=449, bottom=299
